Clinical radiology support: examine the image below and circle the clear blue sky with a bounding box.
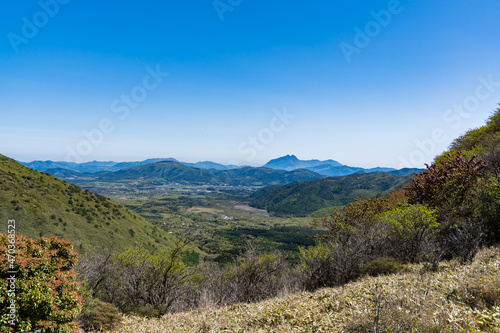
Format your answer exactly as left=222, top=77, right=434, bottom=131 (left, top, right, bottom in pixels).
left=1, top=1, right=499, bottom=168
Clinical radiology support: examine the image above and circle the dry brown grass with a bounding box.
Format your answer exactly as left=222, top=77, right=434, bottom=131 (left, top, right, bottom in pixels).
left=93, top=247, right=500, bottom=332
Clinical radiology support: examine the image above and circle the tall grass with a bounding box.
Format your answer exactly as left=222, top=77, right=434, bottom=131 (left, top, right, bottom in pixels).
left=91, top=247, right=500, bottom=333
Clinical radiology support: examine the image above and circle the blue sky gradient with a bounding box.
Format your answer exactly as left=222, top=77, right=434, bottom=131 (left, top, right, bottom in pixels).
left=1, top=0, right=499, bottom=168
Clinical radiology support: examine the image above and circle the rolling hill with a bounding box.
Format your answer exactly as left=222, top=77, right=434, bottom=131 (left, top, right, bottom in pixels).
left=19, top=158, right=238, bottom=173
left=20, top=160, right=118, bottom=173
left=99, top=161, right=220, bottom=184
left=0, top=154, right=175, bottom=253
left=44, top=161, right=326, bottom=187
left=250, top=172, right=407, bottom=217
left=109, top=158, right=178, bottom=171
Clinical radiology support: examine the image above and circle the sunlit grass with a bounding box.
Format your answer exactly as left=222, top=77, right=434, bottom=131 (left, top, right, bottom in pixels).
left=94, top=247, right=500, bottom=332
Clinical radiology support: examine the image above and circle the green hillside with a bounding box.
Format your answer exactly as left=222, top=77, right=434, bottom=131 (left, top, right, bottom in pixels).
left=59, top=161, right=325, bottom=186
left=217, top=167, right=325, bottom=186
left=0, top=154, right=175, bottom=253
left=250, top=172, right=406, bottom=217
left=100, top=161, right=219, bottom=184
left=444, top=105, right=500, bottom=163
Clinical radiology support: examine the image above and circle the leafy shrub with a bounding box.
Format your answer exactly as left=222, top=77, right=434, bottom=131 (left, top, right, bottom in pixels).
left=313, top=191, right=406, bottom=237
left=358, top=257, right=402, bottom=277
left=480, top=176, right=500, bottom=242
left=302, top=194, right=407, bottom=291
left=381, top=204, right=438, bottom=263
left=78, top=298, right=121, bottom=332
left=78, top=240, right=197, bottom=317
left=130, top=304, right=168, bottom=318
left=450, top=105, right=500, bottom=155
left=405, top=152, right=486, bottom=219
left=298, top=222, right=385, bottom=290
left=223, top=246, right=289, bottom=304
left=297, top=242, right=336, bottom=291
left=439, top=218, right=484, bottom=263
left=195, top=243, right=294, bottom=309
left=0, top=234, right=82, bottom=333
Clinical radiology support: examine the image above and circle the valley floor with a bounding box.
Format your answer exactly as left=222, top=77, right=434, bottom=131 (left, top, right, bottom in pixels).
left=93, top=247, right=500, bottom=332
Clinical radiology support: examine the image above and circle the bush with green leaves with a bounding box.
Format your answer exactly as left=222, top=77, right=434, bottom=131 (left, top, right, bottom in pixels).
left=358, top=257, right=402, bottom=277
left=380, top=204, right=438, bottom=263
left=222, top=245, right=289, bottom=304
left=77, top=297, right=121, bottom=332
left=78, top=240, right=198, bottom=317
left=0, top=234, right=82, bottom=333
left=298, top=220, right=387, bottom=290
left=297, top=241, right=337, bottom=290
left=480, top=175, right=500, bottom=241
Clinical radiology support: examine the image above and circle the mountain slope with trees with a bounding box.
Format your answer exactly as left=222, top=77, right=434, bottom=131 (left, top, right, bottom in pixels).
left=45, top=161, right=326, bottom=187
left=21, top=155, right=423, bottom=178
left=250, top=172, right=406, bottom=216
left=0, top=154, right=175, bottom=253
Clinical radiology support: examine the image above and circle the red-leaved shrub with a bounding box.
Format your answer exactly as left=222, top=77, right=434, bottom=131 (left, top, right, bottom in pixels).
left=0, top=233, right=82, bottom=333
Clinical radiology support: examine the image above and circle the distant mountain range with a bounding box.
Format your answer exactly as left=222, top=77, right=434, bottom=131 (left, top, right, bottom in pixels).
left=264, top=155, right=422, bottom=177
left=42, top=161, right=326, bottom=187
left=20, top=158, right=240, bottom=173
left=8, top=154, right=422, bottom=221
left=20, top=154, right=423, bottom=178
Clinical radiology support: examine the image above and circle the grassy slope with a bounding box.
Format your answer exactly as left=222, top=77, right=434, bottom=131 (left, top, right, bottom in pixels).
left=101, top=161, right=219, bottom=183
left=0, top=154, right=175, bottom=253
left=100, top=247, right=500, bottom=332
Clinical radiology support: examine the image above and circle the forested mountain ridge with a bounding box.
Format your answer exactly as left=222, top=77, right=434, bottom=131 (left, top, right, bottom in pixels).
left=250, top=172, right=407, bottom=216
left=44, top=161, right=327, bottom=186
left=21, top=155, right=423, bottom=178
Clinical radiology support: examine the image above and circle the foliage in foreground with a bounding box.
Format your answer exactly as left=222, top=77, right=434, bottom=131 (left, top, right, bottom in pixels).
left=77, top=240, right=196, bottom=317
left=90, top=247, right=500, bottom=333
left=0, top=234, right=82, bottom=333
